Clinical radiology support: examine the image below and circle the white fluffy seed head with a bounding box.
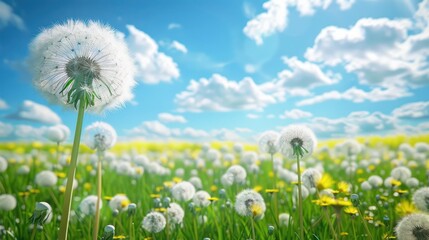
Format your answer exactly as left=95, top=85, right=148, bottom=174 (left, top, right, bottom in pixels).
left=301, top=168, right=322, bottom=190
left=109, top=194, right=130, bottom=212
left=0, top=156, right=7, bottom=172
left=29, top=20, right=136, bottom=113
left=84, top=121, right=117, bottom=151
left=0, top=194, right=17, bottom=211
left=395, top=213, right=429, bottom=240
left=166, top=203, right=184, bottom=225
left=193, top=190, right=211, bottom=208
left=391, top=166, right=412, bottom=182
left=277, top=125, right=317, bottom=159
left=234, top=189, right=266, bottom=218
left=79, top=195, right=102, bottom=216
left=279, top=213, right=291, bottom=227
left=171, top=181, right=196, bottom=202
left=35, top=170, right=58, bottom=187
left=258, top=131, right=279, bottom=155
left=368, top=175, right=383, bottom=188
left=142, top=211, right=166, bottom=233
left=413, top=187, right=429, bottom=212
left=43, top=124, right=70, bottom=143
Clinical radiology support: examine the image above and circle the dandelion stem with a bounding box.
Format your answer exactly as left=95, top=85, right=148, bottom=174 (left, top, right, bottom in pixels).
left=296, top=154, right=304, bottom=240
left=250, top=216, right=256, bottom=240
left=92, top=151, right=103, bottom=240
left=58, top=99, right=85, bottom=240
left=30, top=224, right=37, bottom=240
left=47, top=189, right=61, bottom=210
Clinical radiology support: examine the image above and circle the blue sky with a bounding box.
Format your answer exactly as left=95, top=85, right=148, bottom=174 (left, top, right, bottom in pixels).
left=0, top=0, right=428, bottom=142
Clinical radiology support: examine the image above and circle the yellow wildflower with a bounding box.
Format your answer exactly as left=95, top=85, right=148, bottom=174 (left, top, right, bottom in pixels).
left=317, top=174, right=334, bottom=191
left=395, top=200, right=417, bottom=217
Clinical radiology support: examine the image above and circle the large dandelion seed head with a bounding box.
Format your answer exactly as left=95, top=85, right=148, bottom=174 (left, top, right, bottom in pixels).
left=109, top=194, right=130, bottom=212
left=35, top=170, right=58, bottom=187
left=29, top=20, right=136, bottom=112
left=193, top=190, right=211, bottom=208
left=221, top=165, right=247, bottom=186
left=391, top=166, right=412, bottom=182
left=258, top=131, right=279, bottom=155
left=83, top=121, right=117, bottom=152
left=0, top=156, right=7, bottom=173
left=413, top=187, right=429, bottom=212
left=43, top=124, right=70, bottom=143
left=277, top=125, right=317, bottom=159
left=234, top=189, right=266, bottom=219
left=141, top=211, right=166, bottom=233
left=396, top=213, right=429, bottom=240
left=171, top=181, right=196, bottom=202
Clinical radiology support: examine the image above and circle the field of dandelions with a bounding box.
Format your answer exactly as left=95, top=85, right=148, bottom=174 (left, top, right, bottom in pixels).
left=1, top=20, right=429, bottom=240
left=1, top=133, right=429, bottom=240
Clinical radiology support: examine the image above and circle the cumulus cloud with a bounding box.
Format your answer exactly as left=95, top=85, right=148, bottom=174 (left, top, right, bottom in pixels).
left=243, top=0, right=355, bottom=44
left=392, top=101, right=429, bottom=119
left=274, top=57, right=340, bottom=90
left=305, top=111, right=397, bottom=138
left=305, top=18, right=429, bottom=88
left=246, top=113, right=260, bottom=119
left=175, top=74, right=281, bottom=112
left=158, top=113, right=187, bottom=123
left=128, top=121, right=175, bottom=137
left=0, top=1, right=25, bottom=30
left=280, top=109, right=312, bottom=119
left=170, top=40, right=188, bottom=54
left=125, top=25, right=180, bottom=84
left=297, top=87, right=411, bottom=106
left=6, top=100, right=61, bottom=124
left=0, top=98, right=8, bottom=109
left=0, top=121, right=13, bottom=137
left=14, top=124, right=48, bottom=140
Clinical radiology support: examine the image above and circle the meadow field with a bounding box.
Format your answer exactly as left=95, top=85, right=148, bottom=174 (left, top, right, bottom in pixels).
left=1, top=134, right=429, bottom=239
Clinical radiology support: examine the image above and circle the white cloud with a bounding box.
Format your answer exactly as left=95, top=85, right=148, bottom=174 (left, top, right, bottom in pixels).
left=175, top=74, right=281, bottom=112
left=306, top=111, right=397, bottom=138
left=280, top=109, right=313, bottom=119
left=6, top=100, right=61, bottom=124
left=392, top=101, right=429, bottom=119
left=243, top=0, right=355, bottom=44
left=182, top=127, right=210, bottom=138
left=415, top=0, right=429, bottom=29
left=14, top=125, right=47, bottom=140
left=244, top=64, right=258, bottom=74
left=305, top=18, right=429, bottom=88
left=128, top=121, right=174, bottom=137
left=297, top=87, right=411, bottom=106
left=0, top=98, right=8, bottom=109
left=336, top=0, right=355, bottom=10
left=158, top=113, right=187, bottom=123
left=0, top=121, right=13, bottom=137
left=168, top=23, right=182, bottom=30
left=0, top=1, right=25, bottom=30
left=235, top=127, right=252, bottom=133
left=275, top=56, right=340, bottom=90
left=125, top=25, right=180, bottom=84
left=246, top=113, right=260, bottom=119
left=170, top=40, right=188, bottom=54
left=243, top=2, right=257, bottom=18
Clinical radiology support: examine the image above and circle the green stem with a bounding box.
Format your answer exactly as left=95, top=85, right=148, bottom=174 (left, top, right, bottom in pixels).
left=58, top=99, right=86, bottom=240
left=30, top=224, right=37, bottom=240
left=296, top=155, right=304, bottom=240
left=358, top=208, right=373, bottom=240
left=250, top=217, right=256, bottom=240
left=93, top=151, right=103, bottom=240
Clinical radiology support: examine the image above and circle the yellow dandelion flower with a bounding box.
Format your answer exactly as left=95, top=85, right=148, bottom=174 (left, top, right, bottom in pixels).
left=113, top=236, right=126, bottom=239
left=85, top=165, right=93, bottom=172
left=390, top=179, right=401, bottom=187
left=337, top=181, right=351, bottom=194
left=84, top=182, right=91, bottom=191
left=59, top=186, right=66, bottom=193
left=356, top=169, right=364, bottom=175
left=156, top=186, right=163, bottom=192
left=344, top=206, right=358, bottom=215
left=340, top=232, right=349, bottom=236
left=265, top=189, right=279, bottom=194
left=313, top=195, right=336, bottom=207
left=55, top=172, right=66, bottom=178
left=253, top=185, right=263, bottom=192
left=121, top=199, right=130, bottom=208
left=210, top=185, right=218, bottom=192
left=163, top=181, right=174, bottom=188
left=150, top=194, right=161, bottom=199
left=172, top=177, right=182, bottom=183
left=208, top=197, right=219, bottom=202
left=382, top=233, right=397, bottom=239
left=368, top=165, right=376, bottom=171
left=155, top=208, right=167, bottom=212
left=29, top=189, right=40, bottom=194
left=18, top=191, right=30, bottom=197
left=277, top=181, right=286, bottom=188
left=104, top=196, right=113, bottom=201
left=250, top=203, right=264, bottom=218
left=317, top=174, right=335, bottom=191
left=395, top=189, right=408, bottom=195
left=268, top=171, right=274, bottom=178
left=168, top=162, right=175, bottom=169
left=395, top=200, right=417, bottom=217
left=334, top=199, right=352, bottom=207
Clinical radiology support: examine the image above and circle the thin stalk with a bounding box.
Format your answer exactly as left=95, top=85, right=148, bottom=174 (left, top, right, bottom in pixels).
left=322, top=207, right=338, bottom=240
left=296, top=155, right=304, bottom=240
left=30, top=225, right=37, bottom=240
left=48, top=189, right=61, bottom=210
left=58, top=99, right=86, bottom=240
left=250, top=217, right=256, bottom=240
left=92, top=151, right=103, bottom=240
left=358, top=208, right=373, bottom=240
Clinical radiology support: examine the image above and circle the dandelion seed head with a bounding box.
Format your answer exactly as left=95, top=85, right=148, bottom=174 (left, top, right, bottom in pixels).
left=79, top=195, right=102, bottom=216
left=35, top=170, right=58, bottom=187
left=109, top=194, right=130, bottom=212
left=258, top=131, right=279, bottom=154
left=0, top=194, right=17, bottom=211
left=193, top=190, right=211, bottom=208
left=234, top=189, right=266, bottom=218
left=413, top=187, right=429, bottom=212
left=0, top=156, right=7, bottom=173
left=84, top=121, right=117, bottom=152
left=29, top=20, right=136, bottom=112
left=43, top=124, right=70, bottom=143
left=396, top=213, right=429, bottom=240
left=391, top=166, right=412, bottom=182
left=221, top=165, right=247, bottom=186
left=166, top=202, right=184, bottom=225
left=171, top=181, right=195, bottom=201
left=277, top=125, right=317, bottom=159
left=279, top=213, right=291, bottom=227
left=141, top=211, right=166, bottom=233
